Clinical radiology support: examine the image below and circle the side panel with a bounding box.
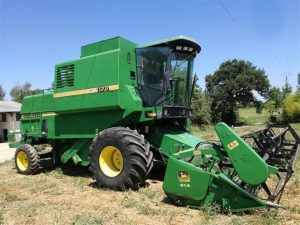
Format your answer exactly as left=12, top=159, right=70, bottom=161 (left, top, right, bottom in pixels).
left=19, top=38, right=145, bottom=139
left=163, top=156, right=211, bottom=201
left=52, top=110, right=125, bottom=138
left=215, top=122, right=269, bottom=185
left=20, top=85, right=145, bottom=139
left=53, top=50, right=121, bottom=112
left=20, top=118, right=41, bottom=137
left=147, top=129, right=204, bottom=156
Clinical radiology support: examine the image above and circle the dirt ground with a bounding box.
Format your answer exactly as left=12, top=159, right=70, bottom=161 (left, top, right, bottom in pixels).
left=0, top=156, right=299, bottom=225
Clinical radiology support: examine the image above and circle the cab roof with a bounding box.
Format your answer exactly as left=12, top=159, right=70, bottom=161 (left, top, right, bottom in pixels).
left=137, top=35, right=201, bottom=53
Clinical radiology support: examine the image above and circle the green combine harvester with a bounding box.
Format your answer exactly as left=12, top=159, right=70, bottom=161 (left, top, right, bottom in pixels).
left=10, top=36, right=299, bottom=211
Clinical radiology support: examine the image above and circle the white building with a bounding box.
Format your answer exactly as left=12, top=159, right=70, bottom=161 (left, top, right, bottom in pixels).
left=0, top=101, right=21, bottom=142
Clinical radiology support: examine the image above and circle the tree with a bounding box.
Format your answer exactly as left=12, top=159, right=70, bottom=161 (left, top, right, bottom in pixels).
left=0, top=84, right=5, bottom=100
left=191, top=86, right=211, bottom=125
left=282, top=76, right=292, bottom=97
left=10, top=82, right=32, bottom=103
left=264, top=100, right=276, bottom=116
left=265, top=87, right=282, bottom=116
left=254, top=100, right=263, bottom=114
left=205, top=59, right=270, bottom=125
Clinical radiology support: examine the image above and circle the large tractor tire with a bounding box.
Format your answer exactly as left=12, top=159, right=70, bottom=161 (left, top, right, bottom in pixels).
left=89, top=127, right=153, bottom=190
left=15, top=144, right=40, bottom=174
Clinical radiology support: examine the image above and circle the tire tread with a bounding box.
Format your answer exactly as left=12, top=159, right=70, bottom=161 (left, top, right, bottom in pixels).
left=89, top=127, right=153, bottom=190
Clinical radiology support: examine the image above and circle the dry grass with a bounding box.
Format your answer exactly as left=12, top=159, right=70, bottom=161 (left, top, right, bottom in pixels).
left=0, top=155, right=299, bottom=225
left=0, top=161, right=202, bottom=225
left=0, top=122, right=299, bottom=224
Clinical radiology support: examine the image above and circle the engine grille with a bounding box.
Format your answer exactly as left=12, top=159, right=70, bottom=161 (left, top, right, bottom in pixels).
left=56, top=64, right=74, bottom=88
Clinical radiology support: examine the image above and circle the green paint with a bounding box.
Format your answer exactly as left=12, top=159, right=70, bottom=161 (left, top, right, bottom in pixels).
left=61, top=139, right=90, bottom=164
left=162, top=147, right=269, bottom=211
left=215, top=122, right=269, bottom=185
left=13, top=36, right=293, bottom=212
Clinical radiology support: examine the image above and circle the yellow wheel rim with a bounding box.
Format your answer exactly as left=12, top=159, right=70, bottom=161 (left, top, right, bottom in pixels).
left=16, top=150, right=29, bottom=171
left=99, top=146, right=123, bottom=177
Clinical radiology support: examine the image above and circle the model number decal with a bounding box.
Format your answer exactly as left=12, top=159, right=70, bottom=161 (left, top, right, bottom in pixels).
left=53, top=85, right=119, bottom=98
left=97, top=86, right=110, bottom=92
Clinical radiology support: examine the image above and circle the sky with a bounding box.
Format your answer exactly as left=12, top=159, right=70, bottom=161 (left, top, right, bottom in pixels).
left=0, top=0, right=299, bottom=99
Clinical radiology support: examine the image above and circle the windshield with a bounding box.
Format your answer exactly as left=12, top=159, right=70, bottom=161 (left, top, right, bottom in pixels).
left=169, top=52, right=194, bottom=106
left=136, top=47, right=194, bottom=107
left=136, top=47, right=169, bottom=106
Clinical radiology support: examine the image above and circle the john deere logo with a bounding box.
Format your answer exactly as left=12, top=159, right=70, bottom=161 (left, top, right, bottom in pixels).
left=227, top=140, right=239, bottom=150
left=178, top=171, right=190, bottom=182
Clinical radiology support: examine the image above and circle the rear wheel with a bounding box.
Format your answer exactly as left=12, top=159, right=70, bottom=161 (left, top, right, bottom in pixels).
left=15, top=144, right=40, bottom=174
left=89, top=127, right=153, bottom=190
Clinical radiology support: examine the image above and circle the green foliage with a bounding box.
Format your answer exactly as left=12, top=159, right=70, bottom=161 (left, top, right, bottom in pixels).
left=121, top=191, right=137, bottom=208
left=121, top=197, right=137, bottom=208
left=72, top=214, right=103, bottom=225
left=254, top=100, right=263, bottom=114
left=9, top=82, right=32, bottom=103
left=264, top=100, right=276, bottom=116
left=191, top=86, right=211, bottom=125
left=248, top=209, right=280, bottom=225
left=268, top=87, right=282, bottom=109
left=4, top=193, right=22, bottom=202
left=282, top=76, right=293, bottom=97
left=282, top=91, right=300, bottom=122
left=198, top=205, right=219, bottom=225
left=137, top=203, right=159, bottom=216
left=0, top=84, right=5, bottom=100
left=205, top=59, right=270, bottom=125
left=265, top=87, right=282, bottom=117
left=17, top=203, right=37, bottom=217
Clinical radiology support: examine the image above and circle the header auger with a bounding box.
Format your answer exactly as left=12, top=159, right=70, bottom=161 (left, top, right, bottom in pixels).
left=9, top=36, right=299, bottom=212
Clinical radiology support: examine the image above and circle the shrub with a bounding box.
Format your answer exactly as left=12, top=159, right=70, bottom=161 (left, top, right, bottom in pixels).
left=282, top=91, right=300, bottom=122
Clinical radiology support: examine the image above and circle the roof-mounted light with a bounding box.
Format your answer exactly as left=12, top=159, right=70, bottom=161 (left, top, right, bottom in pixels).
left=176, top=46, right=194, bottom=52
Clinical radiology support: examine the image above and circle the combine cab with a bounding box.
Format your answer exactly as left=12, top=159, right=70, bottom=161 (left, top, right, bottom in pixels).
left=9, top=36, right=299, bottom=211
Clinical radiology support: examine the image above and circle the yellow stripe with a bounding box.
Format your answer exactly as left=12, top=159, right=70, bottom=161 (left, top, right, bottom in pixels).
left=21, top=112, right=57, bottom=118
left=21, top=113, right=41, bottom=119
left=42, top=112, right=57, bottom=117
left=53, top=85, right=119, bottom=98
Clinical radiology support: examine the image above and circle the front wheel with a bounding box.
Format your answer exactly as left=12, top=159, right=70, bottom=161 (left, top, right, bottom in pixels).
left=89, top=127, right=153, bottom=190
left=15, top=144, right=40, bottom=174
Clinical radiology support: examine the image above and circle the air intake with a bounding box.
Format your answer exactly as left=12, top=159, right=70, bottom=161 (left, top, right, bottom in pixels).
left=56, top=64, right=74, bottom=88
